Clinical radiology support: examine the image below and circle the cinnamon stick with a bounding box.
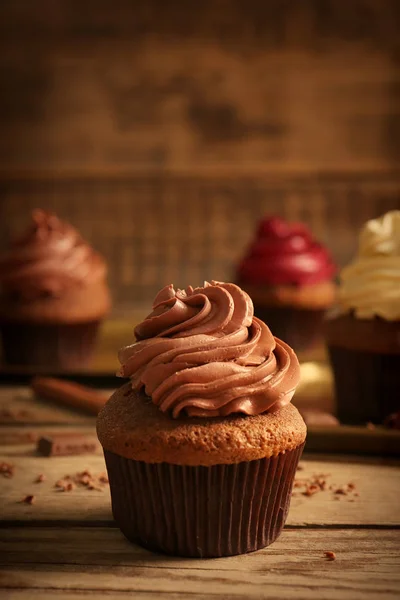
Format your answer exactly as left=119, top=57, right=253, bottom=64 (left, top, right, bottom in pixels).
left=31, top=377, right=108, bottom=415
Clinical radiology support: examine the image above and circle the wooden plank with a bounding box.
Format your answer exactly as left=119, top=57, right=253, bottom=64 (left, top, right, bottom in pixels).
left=1, top=454, right=399, bottom=527
left=2, top=166, right=400, bottom=180
left=0, top=387, right=97, bottom=425
left=0, top=592, right=207, bottom=600
left=0, top=425, right=98, bottom=446
left=1, top=527, right=399, bottom=570
left=0, top=528, right=399, bottom=599
left=2, top=423, right=398, bottom=456
left=303, top=426, right=400, bottom=456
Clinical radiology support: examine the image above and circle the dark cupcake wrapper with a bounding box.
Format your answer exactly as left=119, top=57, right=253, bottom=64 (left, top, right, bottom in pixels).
left=104, top=443, right=304, bottom=558
left=328, top=345, right=400, bottom=425
left=253, top=304, right=325, bottom=352
left=0, top=320, right=100, bottom=369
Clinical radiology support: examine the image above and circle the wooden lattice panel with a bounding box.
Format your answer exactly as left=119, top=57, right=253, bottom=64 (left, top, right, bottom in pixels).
left=1, top=175, right=398, bottom=306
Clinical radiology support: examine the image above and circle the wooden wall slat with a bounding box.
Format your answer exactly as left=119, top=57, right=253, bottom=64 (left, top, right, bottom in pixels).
left=0, top=1, right=399, bottom=172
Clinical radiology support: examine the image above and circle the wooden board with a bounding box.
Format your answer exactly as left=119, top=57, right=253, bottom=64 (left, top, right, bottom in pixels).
left=1, top=385, right=399, bottom=599
left=0, top=528, right=399, bottom=599
left=1, top=453, right=399, bottom=527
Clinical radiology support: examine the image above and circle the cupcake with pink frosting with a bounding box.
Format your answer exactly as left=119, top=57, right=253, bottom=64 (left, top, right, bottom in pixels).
left=97, top=281, right=306, bottom=558
left=236, top=216, right=337, bottom=352
left=0, top=209, right=111, bottom=368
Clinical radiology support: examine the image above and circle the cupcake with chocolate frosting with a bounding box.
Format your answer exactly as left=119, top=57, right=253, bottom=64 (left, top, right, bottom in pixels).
left=236, top=216, right=336, bottom=352
left=97, top=281, right=306, bottom=558
left=0, top=209, right=111, bottom=368
left=326, top=210, right=400, bottom=424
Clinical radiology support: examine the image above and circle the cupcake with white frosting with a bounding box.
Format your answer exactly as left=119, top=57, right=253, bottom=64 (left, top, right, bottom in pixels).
left=325, top=210, right=400, bottom=424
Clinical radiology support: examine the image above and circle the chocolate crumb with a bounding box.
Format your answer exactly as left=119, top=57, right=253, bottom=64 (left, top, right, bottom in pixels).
left=35, top=474, right=46, bottom=483
left=21, top=494, right=35, bottom=505
left=0, top=462, right=15, bottom=478
left=87, top=484, right=103, bottom=491
left=324, top=551, right=336, bottom=561
left=55, top=478, right=75, bottom=492
left=293, top=471, right=359, bottom=502
left=77, top=474, right=92, bottom=485
left=303, top=484, right=320, bottom=497
left=80, top=469, right=92, bottom=477
left=53, top=470, right=109, bottom=493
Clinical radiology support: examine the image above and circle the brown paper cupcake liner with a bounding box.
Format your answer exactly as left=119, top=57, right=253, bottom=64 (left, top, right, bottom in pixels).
left=328, top=345, right=400, bottom=424
left=104, top=443, right=304, bottom=558
left=253, top=304, right=325, bottom=352
left=0, top=320, right=100, bottom=368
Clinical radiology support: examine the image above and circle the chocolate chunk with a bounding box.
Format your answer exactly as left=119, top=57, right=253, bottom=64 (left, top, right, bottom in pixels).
left=0, top=462, right=15, bottom=478
left=37, top=434, right=99, bottom=457
left=21, top=495, right=35, bottom=505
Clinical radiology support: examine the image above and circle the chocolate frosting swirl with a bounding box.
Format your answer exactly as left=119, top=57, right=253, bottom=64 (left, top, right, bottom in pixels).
left=0, top=210, right=107, bottom=298
left=118, top=281, right=301, bottom=418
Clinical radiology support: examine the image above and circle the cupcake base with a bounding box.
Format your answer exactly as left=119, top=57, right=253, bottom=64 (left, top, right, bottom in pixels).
left=328, top=345, right=400, bottom=425
left=0, top=320, right=100, bottom=369
left=253, top=304, right=325, bottom=352
left=104, top=443, right=304, bottom=558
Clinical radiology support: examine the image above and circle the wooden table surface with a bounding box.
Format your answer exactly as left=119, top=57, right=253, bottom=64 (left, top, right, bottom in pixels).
left=1, top=385, right=400, bottom=600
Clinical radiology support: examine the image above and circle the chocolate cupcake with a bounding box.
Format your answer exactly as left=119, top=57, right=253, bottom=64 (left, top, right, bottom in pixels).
left=326, top=210, right=400, bottom=425
left=236, top=216, right=336, bottom=352
left=97, top=281, right=306, bottom=558
left=0, top=209, right=111, bottom=368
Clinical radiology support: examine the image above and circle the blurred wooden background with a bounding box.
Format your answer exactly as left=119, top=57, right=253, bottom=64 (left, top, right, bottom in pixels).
left=0, top=0, right=399, bottom=307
